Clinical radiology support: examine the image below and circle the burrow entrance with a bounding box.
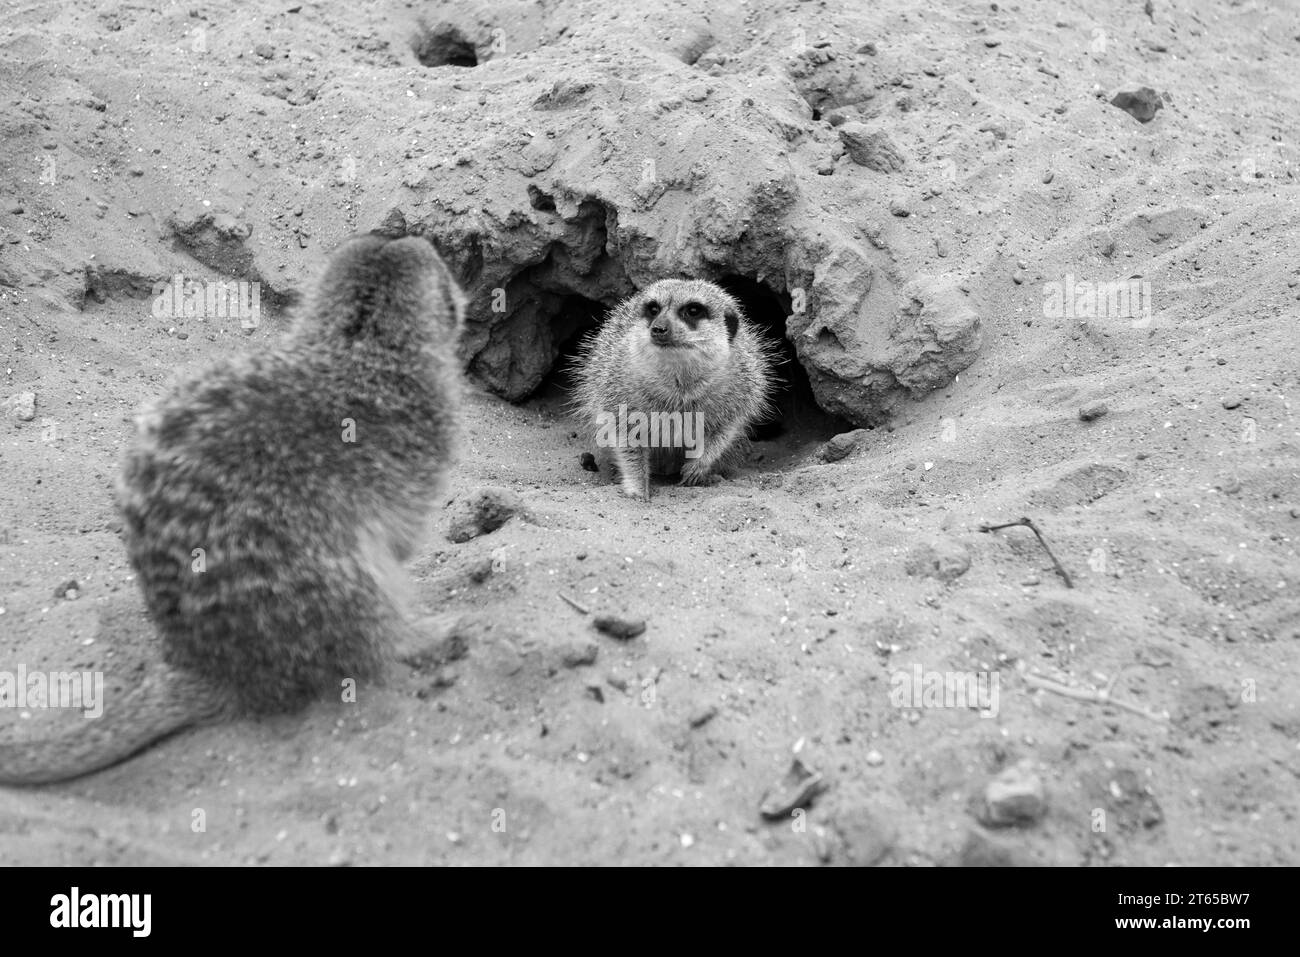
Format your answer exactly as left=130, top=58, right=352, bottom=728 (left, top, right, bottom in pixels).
left=712, top=274, right=852, bottom=450
left=412, top=22, right=478, bottom=67
left=521, top=274, right=851, bottom=464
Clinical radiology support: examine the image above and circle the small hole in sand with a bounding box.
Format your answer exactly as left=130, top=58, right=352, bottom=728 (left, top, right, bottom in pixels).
left=413, top=22, right=478, bottom=67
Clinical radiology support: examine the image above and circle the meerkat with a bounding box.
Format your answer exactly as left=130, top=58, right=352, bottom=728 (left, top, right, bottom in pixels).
left=571, top=279, right=777, bottom=500
left=0, top=233, right=464, bottom=785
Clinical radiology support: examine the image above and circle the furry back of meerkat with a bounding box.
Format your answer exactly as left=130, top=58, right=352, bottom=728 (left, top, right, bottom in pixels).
left=0, top=234, right=465, bottom=786
left=571, top=278, right=778, bottom=500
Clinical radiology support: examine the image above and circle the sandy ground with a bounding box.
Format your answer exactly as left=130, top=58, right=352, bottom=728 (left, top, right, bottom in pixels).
left=1, top=0, right=1299, bottom=865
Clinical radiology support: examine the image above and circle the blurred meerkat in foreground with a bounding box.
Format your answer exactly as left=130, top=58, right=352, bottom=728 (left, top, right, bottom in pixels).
left=571, top=279, right=777, bottom=500
left=0, top=234, right=465, bottom=785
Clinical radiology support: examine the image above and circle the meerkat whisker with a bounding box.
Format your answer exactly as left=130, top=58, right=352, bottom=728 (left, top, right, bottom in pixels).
left=569, top=279, right=778, bottom=501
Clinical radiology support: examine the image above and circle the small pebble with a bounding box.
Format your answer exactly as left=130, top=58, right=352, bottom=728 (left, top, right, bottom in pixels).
left=560, top=640, right=599, bottom=668
left=689, top=705, right=718, bottom=729
left=982, top=761, right=1047, bottom=827
left=593, top=615, right=646, bottom=640
left=1221, top=396, right=1242, bottom=410
left=1079, top=401, right=1109, bottom=422
left=4, top=392, right=36, bottom=422
left=759, top=757, right=827, bottom=820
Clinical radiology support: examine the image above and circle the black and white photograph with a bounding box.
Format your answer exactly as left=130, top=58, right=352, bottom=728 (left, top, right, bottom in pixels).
left=0, top=0, right=1296, bottom=883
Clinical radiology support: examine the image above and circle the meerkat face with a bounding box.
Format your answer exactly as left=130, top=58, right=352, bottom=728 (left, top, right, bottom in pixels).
left=631, top=280, right=741, bottom=367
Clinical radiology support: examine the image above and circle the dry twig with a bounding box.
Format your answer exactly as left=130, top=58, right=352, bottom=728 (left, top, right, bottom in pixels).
left=557, top=592, right=590, bottom=615
left=979, top=516, right=1074, bottom=588
left=1023, top=672, right=1168, bottom=723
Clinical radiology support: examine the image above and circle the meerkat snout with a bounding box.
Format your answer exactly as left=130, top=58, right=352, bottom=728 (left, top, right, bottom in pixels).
left=572, top=278, right=778, bottom=501
left=640, top=291, right=732, bottom=353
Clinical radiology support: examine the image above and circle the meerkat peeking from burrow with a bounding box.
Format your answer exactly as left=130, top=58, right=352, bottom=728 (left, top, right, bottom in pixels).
left=0, top=234, right=465, bottom=786
left=571, top=278, right=778, bottom=501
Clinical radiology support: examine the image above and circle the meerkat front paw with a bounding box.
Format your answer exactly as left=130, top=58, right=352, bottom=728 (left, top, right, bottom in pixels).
left=678, top=466, right=722, bottom=487
left=619, top=477, right=651, bottom=501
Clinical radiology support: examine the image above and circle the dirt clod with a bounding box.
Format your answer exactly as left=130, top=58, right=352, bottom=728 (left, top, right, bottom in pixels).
left=981, top=761, right=1048, bottom=827
left=446, top=487, right=526, bottom=543
left=592, top=615, right=646, bottom=640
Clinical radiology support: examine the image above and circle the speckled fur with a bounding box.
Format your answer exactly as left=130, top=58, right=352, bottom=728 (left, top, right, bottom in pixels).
left=0, top=235, right=464, bottom=785
left=570, top=279, right=777, bottom=499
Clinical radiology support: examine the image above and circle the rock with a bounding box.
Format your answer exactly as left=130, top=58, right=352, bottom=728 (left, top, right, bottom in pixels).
left=592, top=615, right=646, bottom=640
left=1221, top=396, right=1242, bottom=410
left=54, top=579, right=80, bottom=600
left=837, top=123, right=906, bottom=172
left=1110, top=87, right=1162, bottom=123
left=888, top=198, right=911, bottom=217
left=817, top=428, right=870, bottom=462
left=559, top=640, right=599, bottom=668
left=254, top=42, right=276, bottom=59
left=904, top=538, right=971, bottom=582
left=981, top=760, right=1047, bottom=827
left=1079, top=401, right=1109, bottom=421
left=830, top=807, right=895, bottom=866
left=865, top=749, right=884, bottom=767
left=4, top=392, right=35, bottom=422
left=759, top=756, right=828, bottom=820
left=445, top=487, right=525, bottom=543
left=881, top=275, right=982, bottom=399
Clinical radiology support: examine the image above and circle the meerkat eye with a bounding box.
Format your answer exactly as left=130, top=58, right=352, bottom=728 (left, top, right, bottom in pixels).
left=683, top=302, right=706, bottom=320
left=644, top=301, right=661, bottom=319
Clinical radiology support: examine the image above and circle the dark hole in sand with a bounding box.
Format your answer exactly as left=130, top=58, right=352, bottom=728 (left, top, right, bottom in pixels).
left=713, top=274, right=852, bottom=456
left=413, top=23, right=478, bottom=68
left=523, top=274, right=850, bottom=474
left=529, top=293, right=609, bottom=404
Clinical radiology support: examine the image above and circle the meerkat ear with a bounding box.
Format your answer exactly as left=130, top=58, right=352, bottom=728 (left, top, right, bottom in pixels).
left=437, top=270, right=467, bottom=333
left=723, top=304, right=742, bottom=341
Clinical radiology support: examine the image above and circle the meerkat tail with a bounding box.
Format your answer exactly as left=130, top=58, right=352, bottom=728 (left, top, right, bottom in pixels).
left=0, top=668, right=225, bottom=786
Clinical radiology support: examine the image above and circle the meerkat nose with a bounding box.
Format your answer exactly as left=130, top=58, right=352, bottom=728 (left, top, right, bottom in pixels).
left=649, top=319, right=671, bottom=343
